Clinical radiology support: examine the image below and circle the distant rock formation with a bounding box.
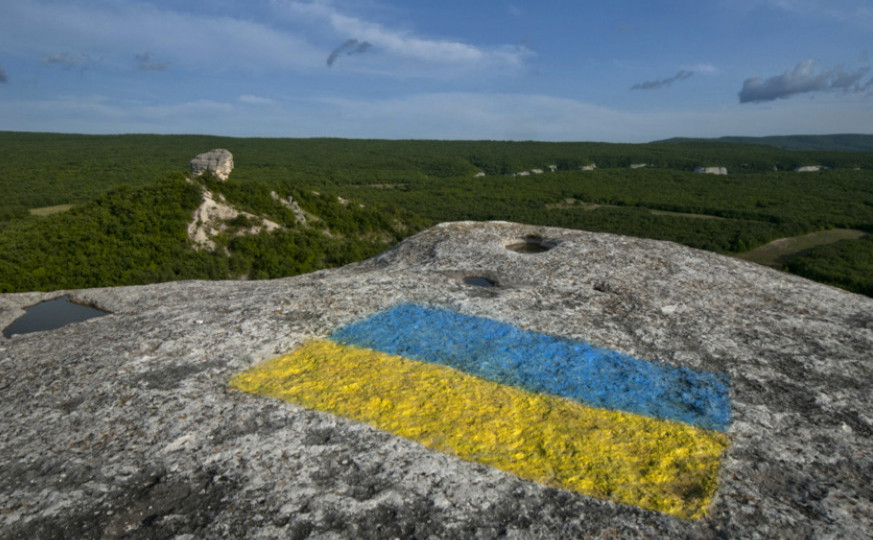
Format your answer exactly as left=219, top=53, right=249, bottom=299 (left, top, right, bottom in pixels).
left=630, top=163, right=647, bottom=169
left=189, top=149, right=234, bottom=180
left=187, top=189, right=280, bottom=250
left=694, top=166, right=728, bottom=175
left=795, top=165, right=824, bottom=172
left=579, top=164, right=597, bottom=171
left=2, top=221, right=872, bottom=537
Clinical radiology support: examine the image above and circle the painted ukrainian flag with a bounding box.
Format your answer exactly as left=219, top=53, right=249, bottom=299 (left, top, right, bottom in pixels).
left=231, top=304, right=731, bottom=519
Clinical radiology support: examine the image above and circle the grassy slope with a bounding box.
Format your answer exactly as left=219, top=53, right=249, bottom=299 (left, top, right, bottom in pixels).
left=737, top=229, right=869, bottom=267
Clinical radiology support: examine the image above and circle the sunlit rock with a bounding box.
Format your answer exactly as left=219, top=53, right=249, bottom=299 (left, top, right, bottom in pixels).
left=189, top=148, right=234, bottom=181
left=2, top=221, right=872, bottom=537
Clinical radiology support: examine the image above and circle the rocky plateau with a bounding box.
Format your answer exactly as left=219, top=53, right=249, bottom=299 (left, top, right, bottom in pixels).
left=1, top=221, right=872, bottom=539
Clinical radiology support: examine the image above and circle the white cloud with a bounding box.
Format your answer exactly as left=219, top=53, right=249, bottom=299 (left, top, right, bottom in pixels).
left=279, top=0, right=532, bottom=70
left=0, top=1, right=323, bottom=71
left=0, top=1, right=530, bottom=80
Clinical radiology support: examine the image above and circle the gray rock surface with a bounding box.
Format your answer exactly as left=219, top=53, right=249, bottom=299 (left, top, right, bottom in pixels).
left=1, top=221, right=872, bottom=539
left=189, top=149, right=234, bottom=180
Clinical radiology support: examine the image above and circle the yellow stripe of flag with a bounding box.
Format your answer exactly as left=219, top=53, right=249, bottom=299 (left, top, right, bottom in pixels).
left=230, top=340, right=729, bottom=519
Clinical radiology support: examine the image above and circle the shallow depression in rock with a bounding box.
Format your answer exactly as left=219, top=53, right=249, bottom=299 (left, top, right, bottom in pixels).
left=2, top=296, right=110, bottom=338
left=505, top=236, right=554, bottom=254
left=463, top=276, right=497, bottom=287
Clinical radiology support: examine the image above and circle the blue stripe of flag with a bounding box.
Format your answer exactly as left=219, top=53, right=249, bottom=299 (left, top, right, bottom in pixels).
left=330, top=304, right=731, bottom=432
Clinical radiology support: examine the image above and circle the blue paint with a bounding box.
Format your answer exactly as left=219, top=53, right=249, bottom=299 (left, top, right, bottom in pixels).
left=330, top=304, right=731, bottom=432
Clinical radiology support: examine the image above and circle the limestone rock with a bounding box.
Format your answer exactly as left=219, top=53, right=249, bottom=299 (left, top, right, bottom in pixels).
left=1, top=221, right=872, bottom=538
left=189, top=148, right=234, bottom=180
left=694, top=166, right=728, bottom=175
left=187, top=188, right=281, bottom=251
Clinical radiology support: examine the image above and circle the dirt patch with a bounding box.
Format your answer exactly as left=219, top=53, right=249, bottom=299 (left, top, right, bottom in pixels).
left=29, top=204, right=74, bottom=216
left=649, top=209, right=726, bottom=220
left=737, top=228, right=868, bottom=267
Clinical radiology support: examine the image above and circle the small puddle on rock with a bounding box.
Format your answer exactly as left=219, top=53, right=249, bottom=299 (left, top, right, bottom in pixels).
left=464, top=276, right=497, bottom=287
left=506, top=236, right=554, bottom=254
left=3, top=296, right=110, bottom=338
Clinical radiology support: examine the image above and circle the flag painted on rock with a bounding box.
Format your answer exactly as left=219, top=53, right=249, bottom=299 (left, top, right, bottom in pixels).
left=230, top=304, right=731, bottom=519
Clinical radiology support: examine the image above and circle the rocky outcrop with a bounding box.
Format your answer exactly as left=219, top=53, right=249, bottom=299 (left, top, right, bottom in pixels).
left=694, top=166, right=728, bottom=175
left=189, top=148, right=234, bottom=180
left=187, top=189, right=280, bottom=251
left=795, top=165, right=824, bottom=172
left=2, top=221, right=872, bottom=538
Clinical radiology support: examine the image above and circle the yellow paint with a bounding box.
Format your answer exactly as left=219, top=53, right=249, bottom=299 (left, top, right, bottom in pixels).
left=230, top=340, right=729, bottom=519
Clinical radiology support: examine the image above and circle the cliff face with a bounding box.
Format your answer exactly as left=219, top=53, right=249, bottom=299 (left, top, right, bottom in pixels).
left=2, top=221, right=872, bottom=538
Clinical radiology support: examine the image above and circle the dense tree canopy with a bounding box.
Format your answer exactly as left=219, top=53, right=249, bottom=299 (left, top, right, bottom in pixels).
left=0, top=132, right=871, bottom=296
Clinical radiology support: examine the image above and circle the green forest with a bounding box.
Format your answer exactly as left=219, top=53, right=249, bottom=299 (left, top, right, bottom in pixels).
left=1, top=131, right=872, bottom=297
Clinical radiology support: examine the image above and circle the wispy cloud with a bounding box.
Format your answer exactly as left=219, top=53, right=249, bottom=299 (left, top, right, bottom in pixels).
left=136, top=53, right=168, bottom=71
left=739, top=60, right=872, bottom=103
left=751, top=0, right=873, bottom=27
left=0, top=64, right=7, bottom=83
left=3, top=1, right=322, bottom=72
left=239, top=94, right=276, bottom=105
left=283, top=0, right=531, bottom=70
left=43, top=52, right=95, bottom=70
left=326, top=39, right=374, bottom=67
left=631, top=70, right=694, bottom=90
left=688, top=63, right=718, bottom=75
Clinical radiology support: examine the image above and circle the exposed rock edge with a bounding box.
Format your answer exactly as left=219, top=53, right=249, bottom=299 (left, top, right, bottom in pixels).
left=1, top=221, right=872, bottom=538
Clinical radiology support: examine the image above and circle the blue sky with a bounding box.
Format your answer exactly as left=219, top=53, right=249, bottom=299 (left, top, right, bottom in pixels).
left=0, top=0, right=871, bottom=141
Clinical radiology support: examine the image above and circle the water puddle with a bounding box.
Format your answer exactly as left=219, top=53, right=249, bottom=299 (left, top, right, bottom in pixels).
left=3, top=296, right=109, bottom=338
left=506, top=236, right=554, bottom=254
left=463, top=276, right=497, bottom=287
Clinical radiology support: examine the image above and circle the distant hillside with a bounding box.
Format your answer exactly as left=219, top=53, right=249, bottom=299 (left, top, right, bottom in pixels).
left=2, top=132, right=872, bottom=296
left=655, top=134, right=873, bottom=152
